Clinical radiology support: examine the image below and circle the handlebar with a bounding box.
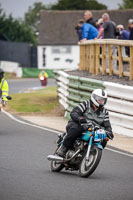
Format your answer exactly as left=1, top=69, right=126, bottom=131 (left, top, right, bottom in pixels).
left=81, top=120, right=113, bottom=140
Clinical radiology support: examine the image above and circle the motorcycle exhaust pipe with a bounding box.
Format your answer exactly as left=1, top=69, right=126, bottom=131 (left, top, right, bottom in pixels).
left=47, top=155, right=64, bottom=162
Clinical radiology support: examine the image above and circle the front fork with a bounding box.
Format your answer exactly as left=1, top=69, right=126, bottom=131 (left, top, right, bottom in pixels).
left=85, top=136, right=93, bottom=161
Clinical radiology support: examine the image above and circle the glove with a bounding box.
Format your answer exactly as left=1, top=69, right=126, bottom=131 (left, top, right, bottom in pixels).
left=108, top=131, right=114, bottom=139
left=94, top=125, right=100, bottom=130
left=78, top=117, right=87, bottom=124
left=2, top=100, right=7, bottom=107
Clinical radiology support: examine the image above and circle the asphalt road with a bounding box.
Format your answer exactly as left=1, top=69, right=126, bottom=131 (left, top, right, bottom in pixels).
left=8, top=78, right=56, bottom=94
left=0, top=112, right=133, bottom=200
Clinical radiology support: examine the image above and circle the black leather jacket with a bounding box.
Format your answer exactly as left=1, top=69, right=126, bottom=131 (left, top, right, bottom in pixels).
left=69, top=100, right=112, bottom=133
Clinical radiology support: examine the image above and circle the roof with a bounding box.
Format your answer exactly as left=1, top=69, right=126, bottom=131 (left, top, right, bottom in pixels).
left=38, top=10, right=133, bottom=45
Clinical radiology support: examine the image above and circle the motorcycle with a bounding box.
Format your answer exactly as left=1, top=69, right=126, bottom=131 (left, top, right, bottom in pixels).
left=39, top=75, right=47, bottom=86
left=47, top=122, right=112, bottom=178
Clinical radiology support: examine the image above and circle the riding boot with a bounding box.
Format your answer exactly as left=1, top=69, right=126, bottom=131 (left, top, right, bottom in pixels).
left=57, top=145, right=68, bottom=157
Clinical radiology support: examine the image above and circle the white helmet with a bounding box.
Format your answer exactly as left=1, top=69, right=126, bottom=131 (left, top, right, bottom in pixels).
left=91, top=89, right=107, bottom=107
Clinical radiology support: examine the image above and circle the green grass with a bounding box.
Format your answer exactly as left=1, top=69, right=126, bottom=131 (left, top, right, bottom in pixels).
left=7, top=86, right=61, bottom=115
left=4, top=72, right=17, bottom=79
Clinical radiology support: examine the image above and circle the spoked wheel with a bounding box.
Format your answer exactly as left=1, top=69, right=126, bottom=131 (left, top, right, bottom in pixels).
left=51, top=160, right=64, bottom=172
left=79, top=146, right=102, bottom=178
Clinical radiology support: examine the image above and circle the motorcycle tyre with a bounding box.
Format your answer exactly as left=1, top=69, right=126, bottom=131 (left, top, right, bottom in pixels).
left=51, top=160, right=64, bottom=172
left=50, top=148, right=64, bottom=172
left=79, top=146, right=102, bottom=178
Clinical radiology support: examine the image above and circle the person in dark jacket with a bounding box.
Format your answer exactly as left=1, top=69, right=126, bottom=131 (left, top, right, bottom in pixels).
left=84, top=11, right=97, bottom=28
left=117, top=25, right=129, bottom=40
left=58, top=89, right=114, bottom=157
left=128, top=19, right=133, bottom=40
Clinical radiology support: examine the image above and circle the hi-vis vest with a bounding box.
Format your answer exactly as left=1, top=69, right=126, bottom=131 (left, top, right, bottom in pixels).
left=0, top=78, right=9, bottom=101
left=39, top=71, right=48, bottom=78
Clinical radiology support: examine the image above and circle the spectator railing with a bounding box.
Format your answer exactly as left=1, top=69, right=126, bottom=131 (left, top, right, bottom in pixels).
left=79, top=39, right=133, bottom=80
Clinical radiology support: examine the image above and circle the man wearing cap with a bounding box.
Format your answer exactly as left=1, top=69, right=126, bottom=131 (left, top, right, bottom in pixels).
left=117, top=24, right=129, bottom=40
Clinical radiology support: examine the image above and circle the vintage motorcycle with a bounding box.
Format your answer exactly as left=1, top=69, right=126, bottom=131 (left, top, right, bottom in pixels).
left=47, top=122, right=112, bottom=178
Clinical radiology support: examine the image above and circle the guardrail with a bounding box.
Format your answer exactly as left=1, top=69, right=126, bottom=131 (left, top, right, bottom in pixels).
left=55, top=71, right=133, bottom=137
left=79, top=39, right=133, bottom=80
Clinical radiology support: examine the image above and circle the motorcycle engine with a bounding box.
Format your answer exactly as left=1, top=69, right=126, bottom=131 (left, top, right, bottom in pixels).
left=66, top=150, right=75, bottom=159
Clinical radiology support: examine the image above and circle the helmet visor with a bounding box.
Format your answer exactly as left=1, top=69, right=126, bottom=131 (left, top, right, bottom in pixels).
left=92, top=94, right=107, bottom=106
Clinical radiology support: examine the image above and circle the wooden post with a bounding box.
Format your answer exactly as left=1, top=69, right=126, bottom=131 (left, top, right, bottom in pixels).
left=130, top=46, right=133, bottom=80
left=108, top=44, right=113, bottom=75
left=79, top=45, right=82, bottom=70
left=118, top=46, right=123, bottom=78
left=79, top=45, right=85, bottom=70
left=102, top=44, right=106, bottom=75
left=90, top=45, right=95, bottom=74
left=86, top=45, right=90, bottom=71
left=96, top=44, right=100, bottom=75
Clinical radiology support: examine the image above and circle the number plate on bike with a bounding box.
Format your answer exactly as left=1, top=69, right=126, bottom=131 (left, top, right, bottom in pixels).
left=94, top=129, right=107, bottom=141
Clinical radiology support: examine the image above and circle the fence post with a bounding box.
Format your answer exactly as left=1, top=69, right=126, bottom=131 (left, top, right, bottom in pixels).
left=130, top=46, right=133, bottom=80
left=108, top=44, right=113, bottom=75
left=79, top=45, right=84, bottom=70
left=102, top=44, right=106, bottom=75
left=118, top=46, right=123, bottom=78
left=96, top=44, right=100, bottom=75
left=86, top=45, right=90, bottom=72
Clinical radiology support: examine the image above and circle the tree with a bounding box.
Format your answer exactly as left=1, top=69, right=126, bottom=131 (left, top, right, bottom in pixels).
left=51, top=0, right=107, bottom=10
left=0, top=7, right=37, bottom=44
left=119, top=0, right=133, bottom=9
left=24, top=2, right=46, bottom=32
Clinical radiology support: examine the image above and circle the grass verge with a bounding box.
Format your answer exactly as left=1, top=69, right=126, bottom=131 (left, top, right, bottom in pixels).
left=6, top=86, right=64, bottom=116
left=4, top=72, right=17, bottom=79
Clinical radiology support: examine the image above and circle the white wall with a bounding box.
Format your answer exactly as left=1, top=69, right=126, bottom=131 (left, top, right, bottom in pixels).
left=0, top=61, right=22, bottom=77
left=37, top=45, right=79, bottom=70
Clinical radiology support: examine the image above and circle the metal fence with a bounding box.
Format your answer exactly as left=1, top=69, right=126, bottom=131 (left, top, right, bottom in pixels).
left=0, top=40, right=37, bottom=68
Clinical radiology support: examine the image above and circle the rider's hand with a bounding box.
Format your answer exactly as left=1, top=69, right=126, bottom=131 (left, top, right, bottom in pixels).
left=2, top=100, right=7, bottom=107
left=78, top=117, right=87, bottom=124
left=94, top=125, right=100, bottom=130
left=108, top=131, right=114, bottom=139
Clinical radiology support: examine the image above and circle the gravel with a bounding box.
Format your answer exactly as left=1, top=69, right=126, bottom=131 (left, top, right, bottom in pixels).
left=67, top=70, right=133, bottom=86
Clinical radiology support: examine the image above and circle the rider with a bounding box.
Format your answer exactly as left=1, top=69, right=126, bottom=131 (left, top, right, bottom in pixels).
left=58, top=88, right=114, bottom=157
left=0, top=69, right=9, bottom=107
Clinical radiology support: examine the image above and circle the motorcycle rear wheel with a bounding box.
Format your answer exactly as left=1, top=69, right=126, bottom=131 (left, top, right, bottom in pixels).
left=79, top=146, right=102, bottom=178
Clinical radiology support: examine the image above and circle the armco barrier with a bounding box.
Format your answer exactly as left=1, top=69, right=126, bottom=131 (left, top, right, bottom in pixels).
left=56, top=71, right=133, bottom=137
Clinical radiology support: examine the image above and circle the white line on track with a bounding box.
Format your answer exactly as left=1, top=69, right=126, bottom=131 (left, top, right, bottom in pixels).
left=2, top=109, right=133, bottom=158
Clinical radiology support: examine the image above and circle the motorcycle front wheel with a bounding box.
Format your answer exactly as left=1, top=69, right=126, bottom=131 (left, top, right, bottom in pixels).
left=50, top=148, right=64, bottom=172
left=79, top=146, right=102, bottom=178
left=51, top=160, right=64, bottom=172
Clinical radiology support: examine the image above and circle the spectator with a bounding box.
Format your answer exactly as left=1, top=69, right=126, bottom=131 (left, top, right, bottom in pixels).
left=75, top=24, right=82, bottom=41
left=96, top=13, right=117, bottom=69
left=97, top=18, right=104, bottom=39
left=84, top=11, right=97, bottom=28
left=97, top=13, right=116, bottom=39
left=117, top=25, right=129, bottom=57
left=117, top=25, right=129, bottom=40
left=77, top=19, right=98, bottom=42
left=128, top=19, right=133, bottom=40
